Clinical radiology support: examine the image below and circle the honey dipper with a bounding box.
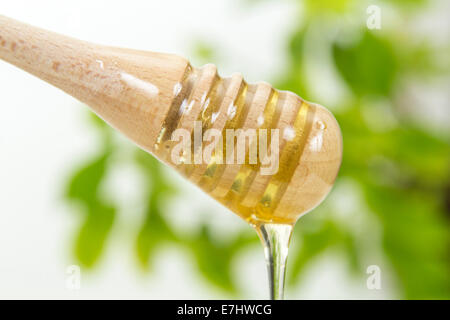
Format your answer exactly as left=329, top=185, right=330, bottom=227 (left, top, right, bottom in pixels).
left=0, top=15, right=342, bottom=226
left=0, top=15, right=344, bottom=299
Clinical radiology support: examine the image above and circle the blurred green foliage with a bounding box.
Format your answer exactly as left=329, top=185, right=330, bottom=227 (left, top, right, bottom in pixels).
left=64, top=0, right=449, bottom=298
left=334, top=32, right=397, bottom=96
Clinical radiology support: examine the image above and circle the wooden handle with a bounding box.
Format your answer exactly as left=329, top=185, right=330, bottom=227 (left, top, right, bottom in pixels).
left=0, top=15, right=342, bottom=224
left=0, top=15, right=189, bottom=151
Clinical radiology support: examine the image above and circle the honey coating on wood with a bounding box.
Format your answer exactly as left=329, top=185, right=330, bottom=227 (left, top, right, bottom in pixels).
left=153, top=65, right=343, bottom=225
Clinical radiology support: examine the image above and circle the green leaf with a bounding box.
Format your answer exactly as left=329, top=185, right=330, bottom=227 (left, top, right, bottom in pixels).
left=333, top=31, right=398, bottom=97
left=75, top=203, right=115, bottom=268
left=135, top=192, right=177, bottom=269
left=305, top=0, right=353, bottom=15
left=65, top=152, right=109, bottom=206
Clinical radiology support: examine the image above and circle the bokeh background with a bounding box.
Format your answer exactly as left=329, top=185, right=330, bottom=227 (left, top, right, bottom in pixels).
left=0, top=0, right=449, bottom=299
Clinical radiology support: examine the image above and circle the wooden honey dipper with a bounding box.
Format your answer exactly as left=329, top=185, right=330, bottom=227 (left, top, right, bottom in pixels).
left=0, top=15, right=342, bottom=226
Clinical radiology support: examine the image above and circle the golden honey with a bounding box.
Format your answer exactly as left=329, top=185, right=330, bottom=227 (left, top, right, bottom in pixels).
left=152, top=64, right=343, bottom=225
